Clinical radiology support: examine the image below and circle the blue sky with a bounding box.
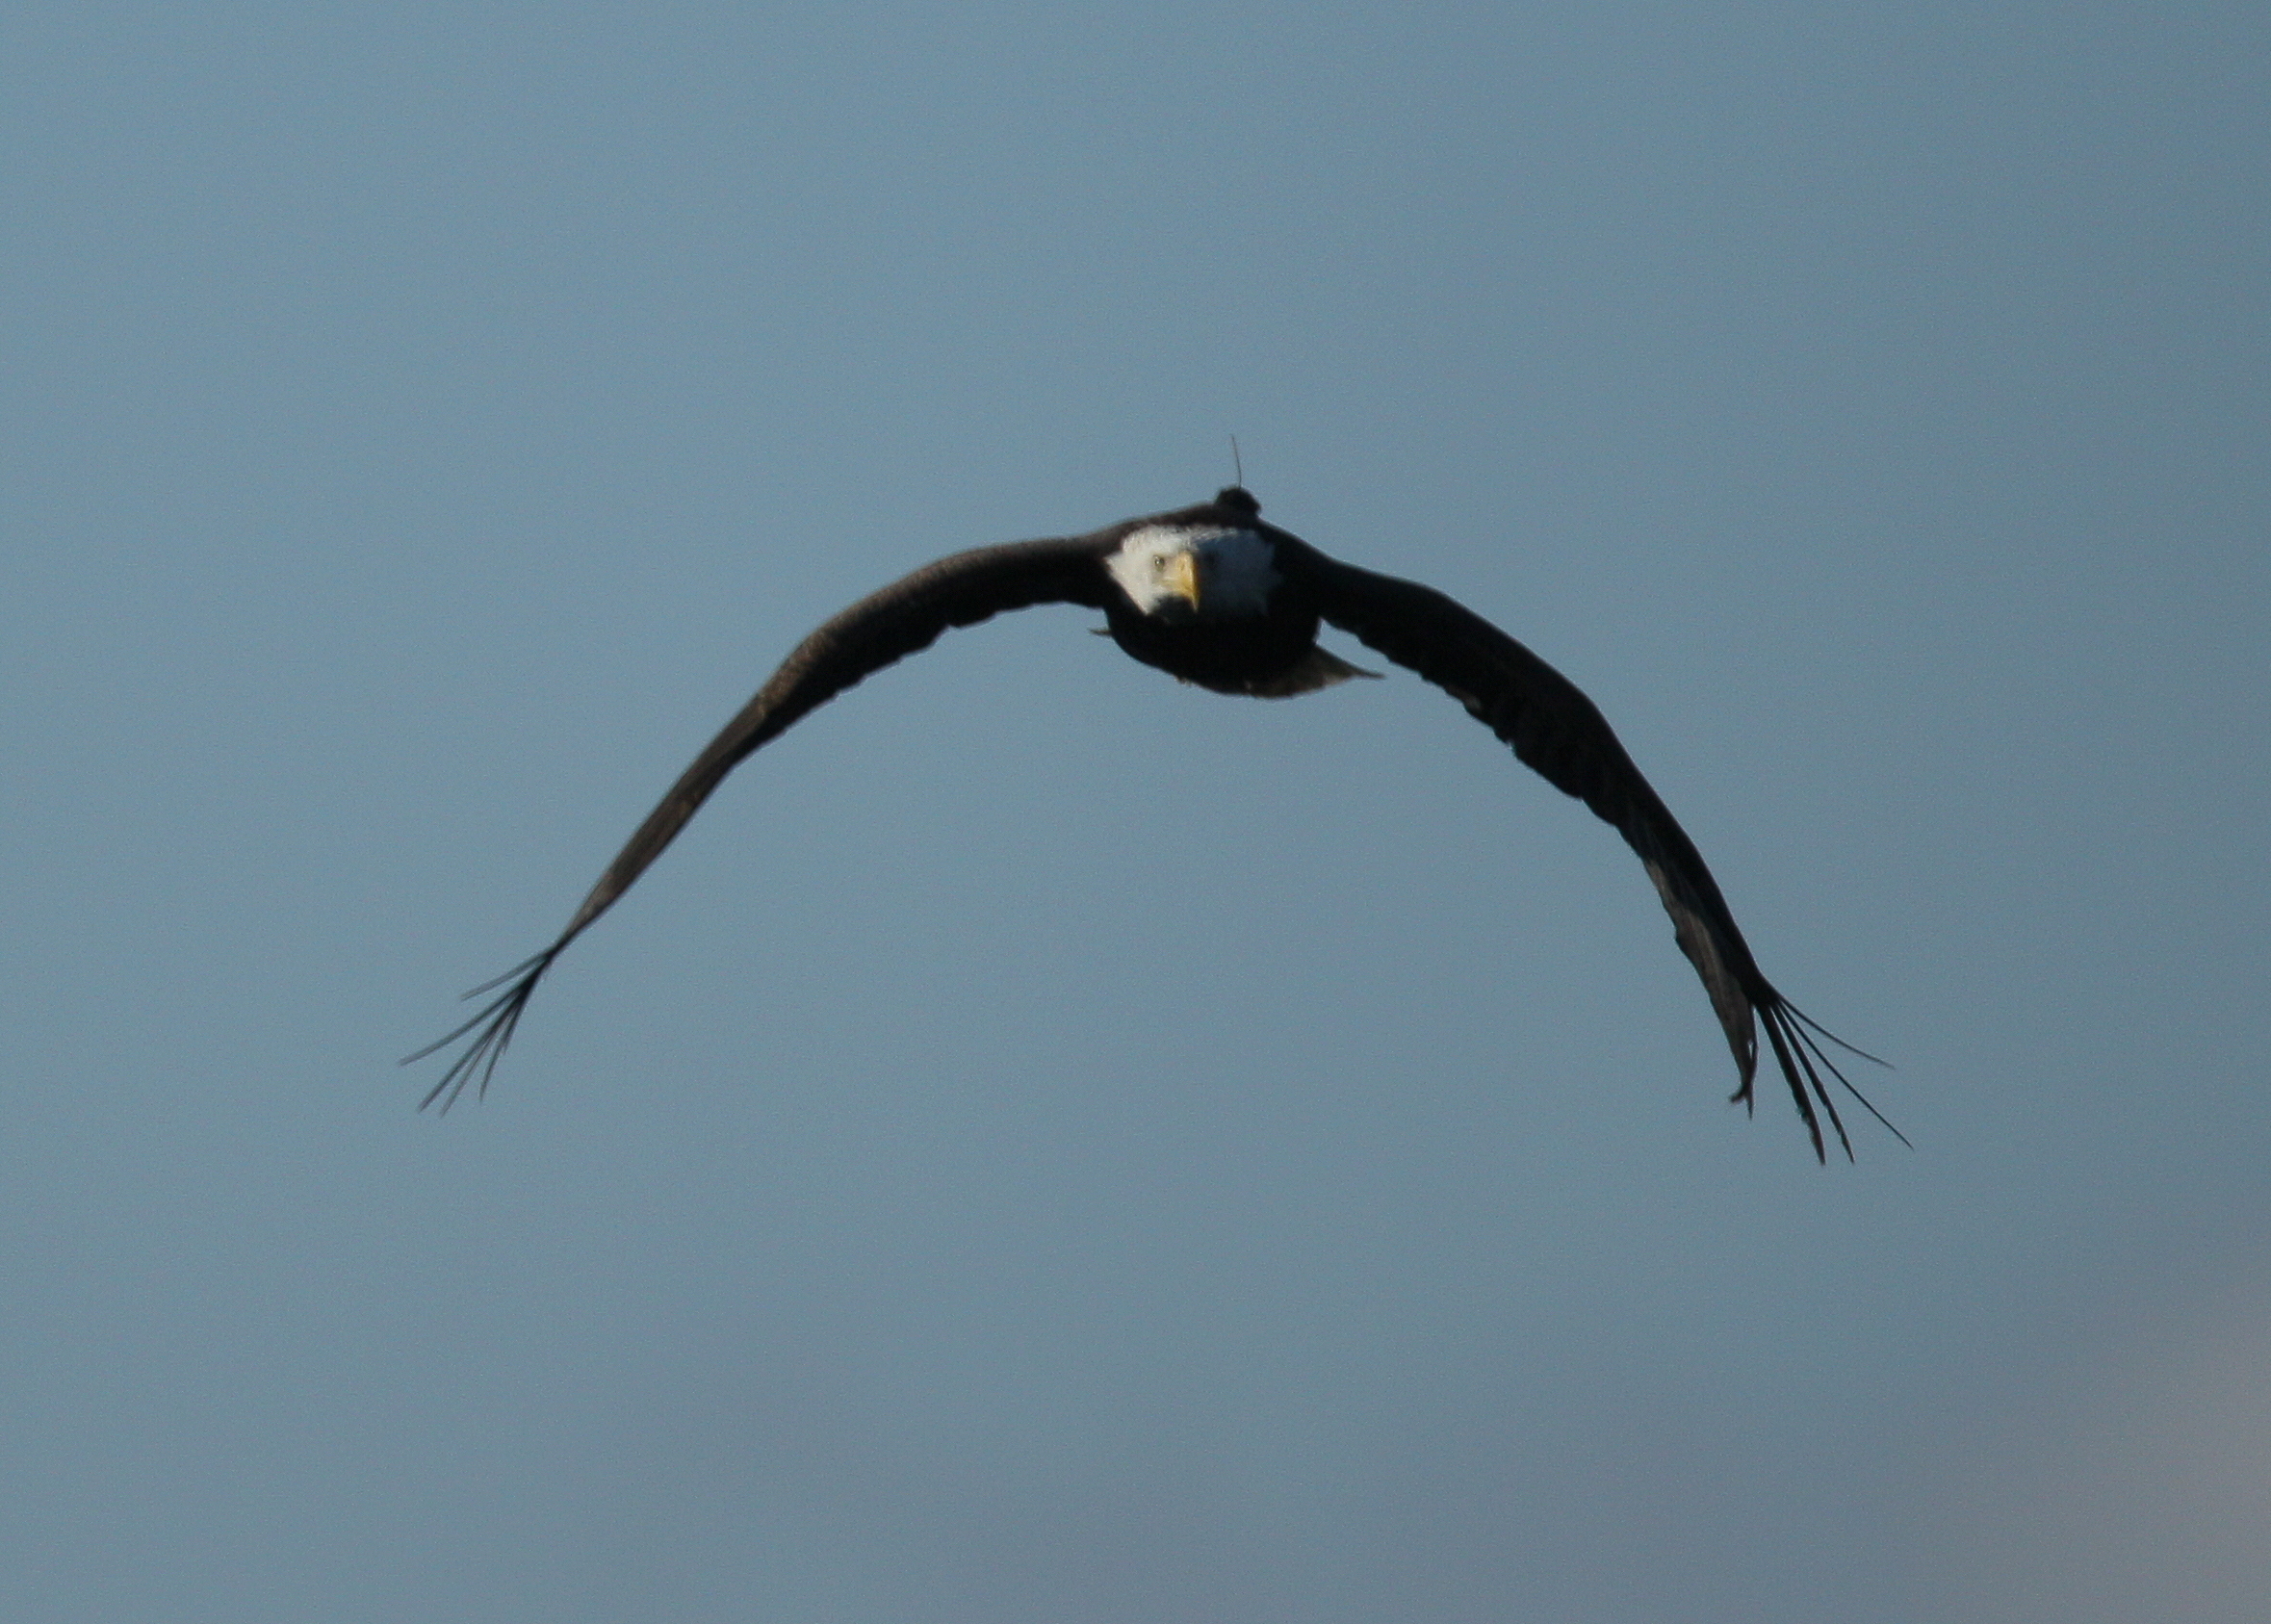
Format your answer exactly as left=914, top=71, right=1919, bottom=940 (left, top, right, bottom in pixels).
left=5, top=4, right=2266, bottom=1618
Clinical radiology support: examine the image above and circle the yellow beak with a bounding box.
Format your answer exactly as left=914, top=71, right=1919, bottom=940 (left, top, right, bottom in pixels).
left=1160, top=550, right=1202, bottom=613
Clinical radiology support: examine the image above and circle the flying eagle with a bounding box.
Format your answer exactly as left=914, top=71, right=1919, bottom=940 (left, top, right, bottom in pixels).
left=410, top=486, right=1893, bottom=1159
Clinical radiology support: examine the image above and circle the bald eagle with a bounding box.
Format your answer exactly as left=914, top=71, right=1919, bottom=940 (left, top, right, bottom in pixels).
left=410, top=486, right=1894, bottom=1159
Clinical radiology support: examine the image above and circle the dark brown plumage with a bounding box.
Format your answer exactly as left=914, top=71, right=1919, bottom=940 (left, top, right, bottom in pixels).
left=410, top=486, right=1895, bottom=1159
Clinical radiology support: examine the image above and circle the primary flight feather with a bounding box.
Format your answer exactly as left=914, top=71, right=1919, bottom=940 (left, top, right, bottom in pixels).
left=409, top=486, right=1895, bottom=1159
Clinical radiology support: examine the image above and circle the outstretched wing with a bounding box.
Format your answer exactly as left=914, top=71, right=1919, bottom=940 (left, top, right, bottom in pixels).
left=407, top=531, right=1120, bottom=1110
left=1280, top=538, right=1895, bottom=1160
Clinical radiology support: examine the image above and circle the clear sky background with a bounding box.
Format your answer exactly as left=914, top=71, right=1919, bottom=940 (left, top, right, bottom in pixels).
left=4, top=4, right=2265, bottom=1619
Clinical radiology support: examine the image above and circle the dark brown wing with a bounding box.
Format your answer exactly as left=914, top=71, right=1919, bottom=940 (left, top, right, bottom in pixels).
left=1278, top=537, right=1895, bottom=1160
left=407, top=530, right=1120, bottom=1110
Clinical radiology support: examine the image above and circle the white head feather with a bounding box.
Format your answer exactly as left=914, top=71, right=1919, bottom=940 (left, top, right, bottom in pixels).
left=1106, top=525, right=1280, bottom=618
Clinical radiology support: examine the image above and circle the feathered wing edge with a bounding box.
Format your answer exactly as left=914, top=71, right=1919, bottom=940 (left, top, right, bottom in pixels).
left=1285, top=539, right=1897, bottom=1161
left=404, top=530, right=1120, bottom=1110
left=401, top=948, right=560, bottom=1112
left=1637, top=855, right=1903, bottom=1161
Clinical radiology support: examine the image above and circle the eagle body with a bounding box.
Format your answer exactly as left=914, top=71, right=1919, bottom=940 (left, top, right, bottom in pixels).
left=1099, top=502, right=1371, bottom=698
left=413, top=485, right=1892, bottom=1159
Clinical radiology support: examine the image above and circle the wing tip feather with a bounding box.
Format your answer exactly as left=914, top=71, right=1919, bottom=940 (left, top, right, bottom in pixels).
left=401, top=946, right=562, bottom=1113
left=1749, top=992, right=1903, bottom=1162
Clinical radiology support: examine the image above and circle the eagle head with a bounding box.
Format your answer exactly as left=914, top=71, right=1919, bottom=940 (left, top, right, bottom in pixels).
left=1105, top=524, right=1281, bottom=622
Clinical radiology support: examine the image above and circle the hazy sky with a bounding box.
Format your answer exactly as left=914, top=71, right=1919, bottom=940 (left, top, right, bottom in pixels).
left=5, top=4, right=2266, bottom=1619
